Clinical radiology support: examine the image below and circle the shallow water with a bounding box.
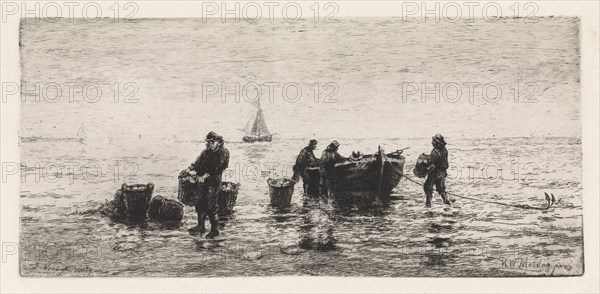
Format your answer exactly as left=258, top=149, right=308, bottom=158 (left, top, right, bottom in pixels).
left=19, top=136, right=583, bottom=277
left=19, top=18, right=582, bottom=276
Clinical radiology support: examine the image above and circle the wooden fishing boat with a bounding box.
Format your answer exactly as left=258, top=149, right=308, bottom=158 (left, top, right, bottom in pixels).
left=241, top=100, right=273, bottom=143
left=332, top=147, right=405, bottom=194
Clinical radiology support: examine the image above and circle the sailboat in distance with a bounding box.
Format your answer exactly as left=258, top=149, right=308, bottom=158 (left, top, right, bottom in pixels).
left=241, top=100, right=273, bottom=143
left=77, top=123, right=86, bottom=143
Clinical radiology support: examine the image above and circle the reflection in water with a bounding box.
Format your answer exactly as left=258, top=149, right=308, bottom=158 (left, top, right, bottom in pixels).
left=428, top=237, right=451, bottom=248
left=268, top=204, right=298, bottom=223
left=296, top=191, right=398, bottom=252
left=421, top=213, right=457, bottom=267
left=242, top=143, right=271, bottom=162
left=107, top=213, right=184, bottom=231
left=332, top=191, right=393, bottom=217
left=18, top=16, right=584, bottom=276
left=109, top=217, right=150, bottom=229
left=298, top=196, right=336, bottom=252
left=193, top=237, right=227, bottom=251
left=423, top=253, right=448, bottom=267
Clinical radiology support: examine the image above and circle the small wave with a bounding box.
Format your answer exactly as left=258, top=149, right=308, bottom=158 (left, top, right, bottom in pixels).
left=21, top=136, right=82, bottom=143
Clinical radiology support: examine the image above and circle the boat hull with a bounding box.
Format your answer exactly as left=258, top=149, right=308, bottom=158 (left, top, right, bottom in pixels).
left=242, top=135, right=272, bottom=143
left=332, top=153, right=404, bottom=194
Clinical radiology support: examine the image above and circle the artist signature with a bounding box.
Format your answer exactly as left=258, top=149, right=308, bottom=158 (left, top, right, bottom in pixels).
left=26, top=263, right=93, bottom=276
left=499, top=258, right=575, bottom=275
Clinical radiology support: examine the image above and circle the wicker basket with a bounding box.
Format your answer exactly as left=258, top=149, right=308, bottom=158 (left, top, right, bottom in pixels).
left=120, top=183, right=154, bottom=219
left=413, top=153, right=430, bottom=178
left=218, top=182, right=240, bottom=216
left=177, top=175, right=202, bottom=206
left=148, top=195, right=184, bottom=222
left=113, top=189, right=127, bottom=216
left=306, top=167, right=321, bottom=196
left=267, top=178, right=295, bottom=206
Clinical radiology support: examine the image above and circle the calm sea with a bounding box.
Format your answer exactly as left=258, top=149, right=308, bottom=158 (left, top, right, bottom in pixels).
left=19, top=17, right=582, bottom=276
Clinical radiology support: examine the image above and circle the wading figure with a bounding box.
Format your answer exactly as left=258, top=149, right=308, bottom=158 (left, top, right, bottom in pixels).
left=319, top=140, right=346, bottom=198
left=424, top=134, right=450, bottom=207
left=292, top=139, right=319, bottom=194
left=185, top=131, right=230, bottom=238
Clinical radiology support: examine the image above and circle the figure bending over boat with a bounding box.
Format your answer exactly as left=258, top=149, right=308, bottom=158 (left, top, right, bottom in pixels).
left=292, top=139, right=320, bottom=195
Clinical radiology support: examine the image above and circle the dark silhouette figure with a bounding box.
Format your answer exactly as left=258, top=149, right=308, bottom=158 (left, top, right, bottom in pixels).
left=424, top=134, right=450, bottom=207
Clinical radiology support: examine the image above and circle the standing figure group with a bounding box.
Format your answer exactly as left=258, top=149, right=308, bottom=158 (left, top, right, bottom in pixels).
left=185, top=132, right=450, bottom=238
left=292, top=139, right=347, bottom=198
left=292, top=134, right=451, bottom=207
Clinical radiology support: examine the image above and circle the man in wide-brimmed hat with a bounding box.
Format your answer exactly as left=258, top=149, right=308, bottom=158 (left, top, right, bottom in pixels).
left=424, top=134, right=450, bottom=207
left=292, top=139, right=320, bottom=194
left=320, top=140, right=346, bottom=197
left=184, top=131, right=230, bottom=238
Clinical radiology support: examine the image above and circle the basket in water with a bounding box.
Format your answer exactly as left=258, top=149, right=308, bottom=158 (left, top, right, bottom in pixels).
left=148, top=195, right=184, bottom=222
left=177, top=175, right=202, bottom=206
left=119, top=183, right=154, bottom=219
left=413, top=153, right=430, bottom=178
left=306, top=167, right=321, bottom=196
left=113, top=189, right=127, bottom=216
left=218, top=182, right=240, bottom=216
left=267, top=178, right=295, bottom=206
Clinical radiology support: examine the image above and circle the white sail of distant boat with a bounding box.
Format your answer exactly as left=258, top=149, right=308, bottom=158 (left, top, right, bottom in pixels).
left=241, top=100, right=273, bottom=142
left=77, top=123, right=86, bottom=142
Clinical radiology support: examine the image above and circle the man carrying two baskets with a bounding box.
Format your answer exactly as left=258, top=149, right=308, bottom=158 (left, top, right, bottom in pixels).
left=181, top=131, right=230, bottom=238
